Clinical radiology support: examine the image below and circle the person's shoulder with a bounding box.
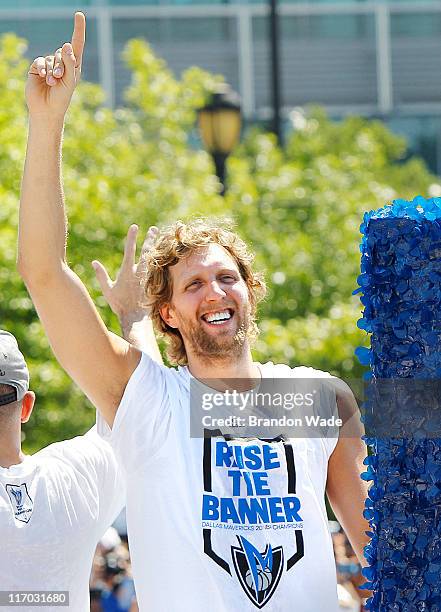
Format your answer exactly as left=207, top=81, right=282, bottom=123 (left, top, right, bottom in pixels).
left=258, top=361, right=342, bottom=400
left=258, top=360, right=334, bottom=378
left=136, top=352, right=190, bottom=388
left=156, top=360, right=191, bottom=394
left=37, top=428, right=114, bottom=466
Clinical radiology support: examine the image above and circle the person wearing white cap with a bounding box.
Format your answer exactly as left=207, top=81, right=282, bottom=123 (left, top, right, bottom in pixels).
left=1, top=225, right=158, bottom=611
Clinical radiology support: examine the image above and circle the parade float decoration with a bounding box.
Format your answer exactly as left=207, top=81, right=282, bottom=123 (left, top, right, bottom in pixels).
left=355, top=196, right=441, bottom=610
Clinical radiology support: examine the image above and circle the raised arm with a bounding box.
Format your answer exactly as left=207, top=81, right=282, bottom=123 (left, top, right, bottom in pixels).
left=93, top=224, right=163, bottom=363
left=18, top=13, right=140, bottom=426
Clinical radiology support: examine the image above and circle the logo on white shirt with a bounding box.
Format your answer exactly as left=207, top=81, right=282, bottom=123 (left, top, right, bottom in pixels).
left=232, top=536, right=284, bottom=609
left=6, top=483, right=34, bottom=524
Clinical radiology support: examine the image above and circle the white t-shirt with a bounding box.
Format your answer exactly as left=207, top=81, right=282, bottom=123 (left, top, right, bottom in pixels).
left=0, top=429, right=124, bottom=611
left=99, top=354, right=340, bottom=612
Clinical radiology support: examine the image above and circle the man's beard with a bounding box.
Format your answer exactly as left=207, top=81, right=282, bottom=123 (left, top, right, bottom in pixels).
left=181, top=308, right=251, bottom=362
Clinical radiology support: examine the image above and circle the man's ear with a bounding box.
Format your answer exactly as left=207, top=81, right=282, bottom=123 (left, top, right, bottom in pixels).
left=159, top=303, right=179, bottom=329
left=20, top=391, right=35, bottom=424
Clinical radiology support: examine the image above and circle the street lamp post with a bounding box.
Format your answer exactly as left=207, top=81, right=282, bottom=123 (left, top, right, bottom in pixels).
left=198, top=84, right=242, bottom=196
left=269, top=0, right=282, bottom=147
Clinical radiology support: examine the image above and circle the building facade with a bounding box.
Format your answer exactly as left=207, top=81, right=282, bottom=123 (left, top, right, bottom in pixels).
left=4, top=0, right=441, bottom=172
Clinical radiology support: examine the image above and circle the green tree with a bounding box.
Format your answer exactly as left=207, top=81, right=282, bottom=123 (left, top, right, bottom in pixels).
left=0, top=34, right=438, bottom=451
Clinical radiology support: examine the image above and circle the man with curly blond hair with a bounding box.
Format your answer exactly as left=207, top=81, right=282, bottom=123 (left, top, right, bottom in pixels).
left=19, top=13, right=369, bottom=611
left=143, top=218, right=266, bottom=365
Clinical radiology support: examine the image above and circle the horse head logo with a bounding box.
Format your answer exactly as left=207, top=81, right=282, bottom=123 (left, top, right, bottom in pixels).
left=10, top=488, right=22, bottom=506
left=231, top=536, right=284, bottom=609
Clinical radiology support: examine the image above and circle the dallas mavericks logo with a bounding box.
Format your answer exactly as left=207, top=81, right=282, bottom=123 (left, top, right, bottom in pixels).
left=6, top=483, right=34, bottom=523
left=232, top=536, right=284, bottom=608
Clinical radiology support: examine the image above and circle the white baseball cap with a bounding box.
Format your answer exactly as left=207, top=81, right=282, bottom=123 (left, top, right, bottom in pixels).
left=0, top=331, right=29, bottom=406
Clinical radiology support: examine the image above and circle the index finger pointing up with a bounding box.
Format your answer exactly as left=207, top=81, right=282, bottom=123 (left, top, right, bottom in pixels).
left=71, top=11, right=86, bottom=68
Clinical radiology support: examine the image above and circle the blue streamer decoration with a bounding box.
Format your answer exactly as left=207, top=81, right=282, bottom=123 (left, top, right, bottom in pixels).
left=355, top=196, right=441, bottom=610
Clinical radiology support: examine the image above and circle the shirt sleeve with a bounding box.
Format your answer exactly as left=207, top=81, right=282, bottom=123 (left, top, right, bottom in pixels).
left=96, top=352, right=179, bottom=474
left=47, top=430, right=125, bottom=537
left=83, top=429, right=126, bottom=534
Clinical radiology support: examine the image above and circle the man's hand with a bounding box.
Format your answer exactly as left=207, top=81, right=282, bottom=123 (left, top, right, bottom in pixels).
left=92, top=225, right=163, bottom=361
left=92, top=225, right=158, bottom=320
left=25, top=12, right=85, bottom=117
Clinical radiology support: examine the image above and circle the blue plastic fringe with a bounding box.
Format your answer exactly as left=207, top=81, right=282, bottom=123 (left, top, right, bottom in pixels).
left=354, top=196, right=441, bottom=611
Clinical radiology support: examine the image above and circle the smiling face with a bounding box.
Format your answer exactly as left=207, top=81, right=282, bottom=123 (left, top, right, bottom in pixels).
left=159, top=244, right=252, bottom=362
